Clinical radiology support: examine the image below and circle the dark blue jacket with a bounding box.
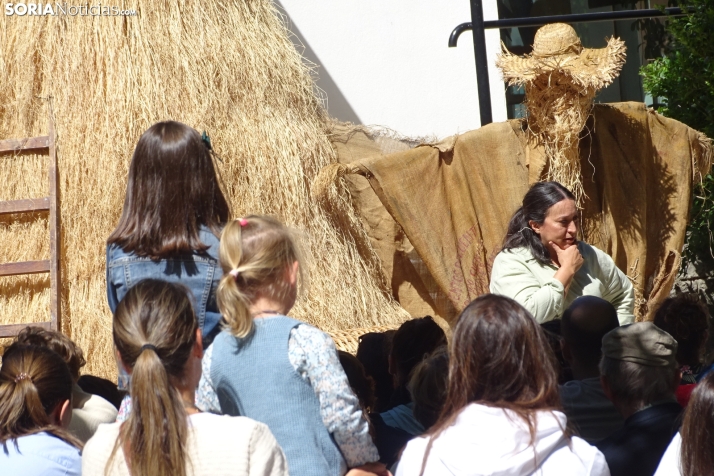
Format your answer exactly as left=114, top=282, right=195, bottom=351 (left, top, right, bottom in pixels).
left=596, top=401, right=682, bottom=476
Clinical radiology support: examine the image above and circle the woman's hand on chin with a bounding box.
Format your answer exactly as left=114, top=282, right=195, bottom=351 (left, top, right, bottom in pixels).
left=550, top=241, right=583, bottom=273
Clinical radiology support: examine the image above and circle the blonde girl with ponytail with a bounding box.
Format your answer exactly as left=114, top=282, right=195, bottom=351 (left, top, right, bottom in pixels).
left=0, top=344, right=82, bottom=475
left=82, top=279, right=287, bottom=476
left=197, top=215, right=388, bottom=476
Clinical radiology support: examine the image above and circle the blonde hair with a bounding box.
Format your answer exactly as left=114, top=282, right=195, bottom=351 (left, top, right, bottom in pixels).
left=217, top=215, right=304, bottom=337
left=110, top=279, right=198, bottom=476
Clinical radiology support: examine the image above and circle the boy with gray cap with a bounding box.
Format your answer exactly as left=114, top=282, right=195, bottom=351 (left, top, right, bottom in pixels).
left=595, top=322, right=682, bottom=476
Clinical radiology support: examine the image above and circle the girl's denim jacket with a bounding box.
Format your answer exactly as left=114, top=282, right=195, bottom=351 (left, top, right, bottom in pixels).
left=106, top=227, right=222, bottom=389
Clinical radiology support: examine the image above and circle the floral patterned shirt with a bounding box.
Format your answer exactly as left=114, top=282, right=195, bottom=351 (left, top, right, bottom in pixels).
left=196, top=322, right=379, bottom=468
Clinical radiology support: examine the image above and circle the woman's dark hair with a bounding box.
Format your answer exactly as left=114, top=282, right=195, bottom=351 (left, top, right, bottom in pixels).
left=108, top=121, right=230, bottom=259
left=338, top=351, right=376, bottom=413
left=653, top=293, right=710, bottom=367
left=419, top=294, right=562, bottom=475
left=110, top=279, right=199, bottom=476
left=503, top=181, right=575, bottom=265
left=0, top=344, right=80, bottom=449
left=681, top=371, right=714, bottom=475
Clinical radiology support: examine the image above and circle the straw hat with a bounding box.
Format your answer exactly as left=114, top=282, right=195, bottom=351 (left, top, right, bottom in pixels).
left=496, top=23, right=626, bottom=90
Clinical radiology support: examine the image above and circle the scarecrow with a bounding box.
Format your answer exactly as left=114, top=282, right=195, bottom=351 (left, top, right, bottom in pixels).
left=315, top=23, right=712, bottom=325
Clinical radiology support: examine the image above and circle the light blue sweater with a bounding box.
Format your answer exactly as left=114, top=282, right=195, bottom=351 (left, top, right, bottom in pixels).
left=210, top=316, right=346, bottom=476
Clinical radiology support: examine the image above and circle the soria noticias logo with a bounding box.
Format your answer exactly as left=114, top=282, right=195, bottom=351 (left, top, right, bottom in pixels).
left=5, top=3, right=137, bottom=16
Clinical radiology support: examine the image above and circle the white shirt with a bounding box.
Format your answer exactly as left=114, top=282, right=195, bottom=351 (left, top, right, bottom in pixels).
left=395, top=403, right=610, bottom=476
left=69, top=384, right=118, bottom=443
left=653, top=432, right=682, bottom=476
left=82, top=412, right=288, bottom=476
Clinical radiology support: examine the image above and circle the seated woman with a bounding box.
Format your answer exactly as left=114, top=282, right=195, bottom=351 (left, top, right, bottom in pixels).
left=490, top=181, right=635, bottom=324
left=395, top=294, right=609, bottom=475
left=82, top=279, right=288, bottom=476
left=0, top=344, right=82, bottom=476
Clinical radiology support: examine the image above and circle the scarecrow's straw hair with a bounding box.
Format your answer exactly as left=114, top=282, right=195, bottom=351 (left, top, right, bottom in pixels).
left=496, top=29, right=626, bottom=205
left=524, top=73, right=597, bottom=204
left=0, top=1, right=408, bottom=379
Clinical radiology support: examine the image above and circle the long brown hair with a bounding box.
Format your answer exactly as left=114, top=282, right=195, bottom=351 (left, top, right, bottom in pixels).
left=217, top=215, right=304, bottom=337
left=110, top=279, right=198, bottom=476
left=0, top=343, right=81, bottom=449
left=681, top=371, right=714, bottom=475
left=108, top=121, right=230, bottom=259
left=419, top=294, right=562, bottom=473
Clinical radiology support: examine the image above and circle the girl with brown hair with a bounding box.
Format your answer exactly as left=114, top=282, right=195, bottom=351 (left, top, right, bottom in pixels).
left=196, top=215, right=387, bottom=476
left=107, top=121, right=230, bottom=415
left=0, top=343, right=82, bottom=475
left=395, top=294, right=609, bottom=476
left=82, top=279, right=287, bottom=476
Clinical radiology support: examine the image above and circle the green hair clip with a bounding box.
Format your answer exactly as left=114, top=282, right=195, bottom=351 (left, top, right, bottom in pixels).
left=201, top=130, right=213, bottom=151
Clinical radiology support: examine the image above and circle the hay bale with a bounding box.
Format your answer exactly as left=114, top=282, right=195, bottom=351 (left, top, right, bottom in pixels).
left=0, top=1, right=408, bottom=380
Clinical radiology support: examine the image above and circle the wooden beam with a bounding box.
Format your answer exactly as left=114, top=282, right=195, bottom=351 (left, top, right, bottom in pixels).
left=0, top=321, right=52, bottom=339
left=48, top=111, right=60, bottom=331
left=0, top=136, right=50, bottom=154
left=0, top=197, right=50, bottom=215
left=0, top=260, right=50, bottom=277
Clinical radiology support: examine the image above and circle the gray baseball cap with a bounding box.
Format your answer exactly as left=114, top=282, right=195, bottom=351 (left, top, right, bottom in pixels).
left=602, top=322, right=678, bottom=367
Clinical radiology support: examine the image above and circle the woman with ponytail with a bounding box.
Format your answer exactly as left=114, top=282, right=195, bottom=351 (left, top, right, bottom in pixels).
left=489, top=181, right=634, bottom=324
left=0, top=344, right=81, bottom=475
left=107, top=121, right=229, bottom=417
left=196, top=215, right=388, bottom=476
left=82, top=279, right=287, bottom=476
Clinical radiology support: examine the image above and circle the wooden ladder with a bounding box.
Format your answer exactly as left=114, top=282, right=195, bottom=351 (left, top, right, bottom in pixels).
left=0, top=114, right=60, bottom=338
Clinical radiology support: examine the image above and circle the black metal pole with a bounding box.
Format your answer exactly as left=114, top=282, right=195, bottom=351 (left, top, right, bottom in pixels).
left=449, top=7, right=691, bottom=47
left=469, top=0, right=493, bottom=126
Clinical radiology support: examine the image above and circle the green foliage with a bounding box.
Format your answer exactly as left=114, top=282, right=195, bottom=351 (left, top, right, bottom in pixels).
left=640, top=0, right=714, bottom=265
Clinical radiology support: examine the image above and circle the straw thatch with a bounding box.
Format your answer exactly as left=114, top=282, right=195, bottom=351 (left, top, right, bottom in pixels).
left=0, top=1, right=409, bottom=379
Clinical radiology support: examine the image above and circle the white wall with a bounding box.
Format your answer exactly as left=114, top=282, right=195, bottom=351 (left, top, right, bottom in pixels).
left=277, top=0, right=507, bottom=140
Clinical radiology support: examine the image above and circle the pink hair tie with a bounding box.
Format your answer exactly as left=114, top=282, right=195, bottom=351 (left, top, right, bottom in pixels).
left=229, top=269, right=240, bottom=279
left=238, top=218, right=248, bottom=227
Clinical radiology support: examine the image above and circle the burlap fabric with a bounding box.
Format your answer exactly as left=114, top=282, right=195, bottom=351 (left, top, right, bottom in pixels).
left=322, top=103, right=712, bottom=324
left=327, top=124, right=455, bottom=325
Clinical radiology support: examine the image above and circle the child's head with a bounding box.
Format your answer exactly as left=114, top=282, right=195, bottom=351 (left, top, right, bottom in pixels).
left=653, top=293, right=711, bottom=367
left=338, top=350, right=376, bottom=413
left=217, top=215, right=304, bottom=337
left=390, top=316, right=447, bottom=390
left=13, top=326, right=86, bottom=383
left=0, top=344, right=78, bottom=447
left=409, top=346, right=449, bottom=430
left=108, top=120, right=230, bottom=259
left=356, top=330, right=396, bottom=412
